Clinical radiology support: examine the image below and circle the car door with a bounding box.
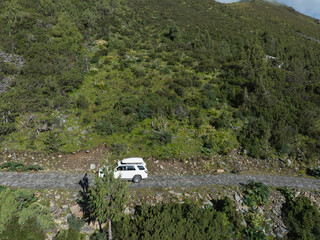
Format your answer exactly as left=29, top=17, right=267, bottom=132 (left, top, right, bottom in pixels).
left=114, top=166, right=124, bottom=179
left=122, top=165, right=136, bottom=180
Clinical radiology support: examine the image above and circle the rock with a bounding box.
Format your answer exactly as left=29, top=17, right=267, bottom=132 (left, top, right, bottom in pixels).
left=90, top=164, right=96, bottom=170
left=216, top=169, right=225, bottom=173
left=155, top=195, right=163, bottom=202
left=160, top=165, right=164, bottom=170
left=235, top=193, right=241, bottom=202
left=275, top=226, right=288, bottom=238
left=168, top=190, right=182, bottom=197
left=124, top=207, right=135, bottom=215
left=287, top=159, right=292, bottom=166
left=295, top=192, right=301, bottom=198
left=50, top=206, right=58, bottom=213
left=70, top=205, right=83, bottom=218
left=240, top=219, right=247, bottom=228
left=55, top=195, right=61, bottom=200
left=203, top=200, right=213, bottom=206
left=80, top=224, right=96, bottom=235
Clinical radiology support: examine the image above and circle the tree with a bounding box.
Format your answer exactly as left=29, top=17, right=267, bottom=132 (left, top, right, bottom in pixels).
left=87, top=168, right=129, bottom=240
left=0, top=188, right=54, bottom=238
left=0, top=0, right=24, bottom=51
left=50, top=12, right=84, bottom=55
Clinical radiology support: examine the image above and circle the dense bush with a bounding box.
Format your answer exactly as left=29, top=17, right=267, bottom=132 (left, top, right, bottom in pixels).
left=307, top=167, right=320, bottom=179
left=0, top=188, right=54, bottom=238
left=0, top=162, right=43, bottom=172
left=282, top=196, right=320, bottom=239
left=242, top=181, right=270, bottom=207
left=112, top=199, right=241, bottom=239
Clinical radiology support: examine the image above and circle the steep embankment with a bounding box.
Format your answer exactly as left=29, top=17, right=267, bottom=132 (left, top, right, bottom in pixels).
left=0, top=0, right=320, bottom=165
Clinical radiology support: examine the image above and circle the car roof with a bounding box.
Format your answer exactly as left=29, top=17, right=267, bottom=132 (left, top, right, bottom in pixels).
left=120, top=157, right=145, bottom=164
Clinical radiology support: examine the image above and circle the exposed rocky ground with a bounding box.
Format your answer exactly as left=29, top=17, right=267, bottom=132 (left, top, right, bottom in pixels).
left=33, top=185, right=320, bottom=239
left=1, top=146, right=318, bottom=177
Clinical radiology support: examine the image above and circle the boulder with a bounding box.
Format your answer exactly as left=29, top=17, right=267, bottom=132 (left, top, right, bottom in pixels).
left=70, top=205, right=83, bottom=218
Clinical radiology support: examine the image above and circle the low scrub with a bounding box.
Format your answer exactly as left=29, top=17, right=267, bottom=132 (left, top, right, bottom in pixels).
left=0, top=162, right=43, bottom=172
left=307, top=166, right=320, bottom=179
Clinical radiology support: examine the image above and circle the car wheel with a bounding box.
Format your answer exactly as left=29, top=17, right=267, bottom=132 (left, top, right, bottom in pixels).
left=132, top=175, right=142, bottom=183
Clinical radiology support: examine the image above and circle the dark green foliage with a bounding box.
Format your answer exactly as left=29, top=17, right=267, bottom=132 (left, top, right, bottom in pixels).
left=0, top=216, right=46, bottom=240
left=243, top=225, right=267, bottom=240
left=282, top=196, right=320, bottom=240
left=278, top=187, right=294, bottom=201
left=307, top=166, right=320, bottom=179
left=243, top=181, right=270, bottom=207
left=113, top=199, right=240, bottom=239
left=53, top=214, right=85, bottom=240
left=0, top=162, right=43, bottom=172
left=0, top=0, right=320, bottom=162
left=76, top=95, right=90, bottom=110
left=44, top=132, right=65, bottom=153
left=0, top=188, right=54, bottom=238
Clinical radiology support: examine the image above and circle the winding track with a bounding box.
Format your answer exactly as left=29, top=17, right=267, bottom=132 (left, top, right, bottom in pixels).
left=0, top=172, right=319, bottom=190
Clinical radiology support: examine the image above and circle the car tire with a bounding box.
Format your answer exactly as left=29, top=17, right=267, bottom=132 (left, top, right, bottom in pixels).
left=132, top=175, right=142, bottom=183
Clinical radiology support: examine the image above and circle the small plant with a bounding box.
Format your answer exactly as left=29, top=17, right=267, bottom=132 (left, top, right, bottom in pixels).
left=307, top=166, right=320, bottom=179
left=242, top=180, right=270, bottom=207
left=231, top=169, right=239, bottom=174
left=277, top=187, right=294, bottom=201
left=25, top=165, right=43, bottom=171
left=0, top=162, right=43, bottom=172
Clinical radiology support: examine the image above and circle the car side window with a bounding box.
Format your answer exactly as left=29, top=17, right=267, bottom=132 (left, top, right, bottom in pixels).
left=117, top=166, right=124, bottom=171
left=126, top=166, right=135, bottom=171
left=137, top=166, right=145, bottom=170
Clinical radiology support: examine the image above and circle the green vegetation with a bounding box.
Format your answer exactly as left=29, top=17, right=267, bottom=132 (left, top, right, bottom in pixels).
left=243, top=180, right=270, bottom=207
left=0, top=188, right=54, bottom=239
left=85, top=168, right=129, bottom=239
left=307, top=166, right=320, bottom=179
left=54, top=214, right=85, bottom=240
left=0, top=0, right=320, bottom=163
left=0, top=161, right=43, bottom=171
left=281, top=195, right=320, bottom=239
left=242, top=181, right=270, bottom=239
left=112, top=198, right=241, bottom=240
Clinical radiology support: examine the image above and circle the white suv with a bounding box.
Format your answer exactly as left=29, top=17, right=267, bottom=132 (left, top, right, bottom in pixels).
left=99, top=157, right=148, bottom=183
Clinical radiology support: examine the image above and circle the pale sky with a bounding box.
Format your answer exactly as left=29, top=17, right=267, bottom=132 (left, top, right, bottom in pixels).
left=217, top=0, right=320, bottom=19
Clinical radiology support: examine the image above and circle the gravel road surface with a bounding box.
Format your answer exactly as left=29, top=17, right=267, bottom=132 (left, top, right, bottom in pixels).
left=0, top=172, right=319, bottom=190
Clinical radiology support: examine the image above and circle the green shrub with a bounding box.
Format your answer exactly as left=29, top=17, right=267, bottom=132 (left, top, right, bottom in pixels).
left=44, top=132, right=65, bottom=153
left=0, top=162, right=24, bottom=171
left=0, top=216, right=46, bottom=240
left=113, top=201, right=239, bottom=240
left=282, top=196, right=320, bottom=240
left=25, top=165, right=43, bottom=172
left=0, top=188, right=54, bottom=237
left=278, top=187, right=294, bottom=201
left=54, top=215, right=84, bottom=240
left=307, top=166, right=320, bottom=179
left=0, top=162, right=43, bottom=172
left=242, top=181, right=270, bottom=207
left=76, top=95, right=90, bottom=110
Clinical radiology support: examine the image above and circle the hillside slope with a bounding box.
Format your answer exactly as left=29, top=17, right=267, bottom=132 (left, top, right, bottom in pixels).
left=0, top=0, right=319, bottom=164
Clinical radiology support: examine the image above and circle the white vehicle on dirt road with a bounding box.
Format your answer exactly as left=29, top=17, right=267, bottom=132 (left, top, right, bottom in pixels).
left=99, top=157, right=148, bottom=183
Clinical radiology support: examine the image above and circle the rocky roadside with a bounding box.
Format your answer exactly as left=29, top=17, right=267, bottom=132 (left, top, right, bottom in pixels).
left=35, top=185, right=320, bottom=239
left=0, top=171, right=319, bottom=239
